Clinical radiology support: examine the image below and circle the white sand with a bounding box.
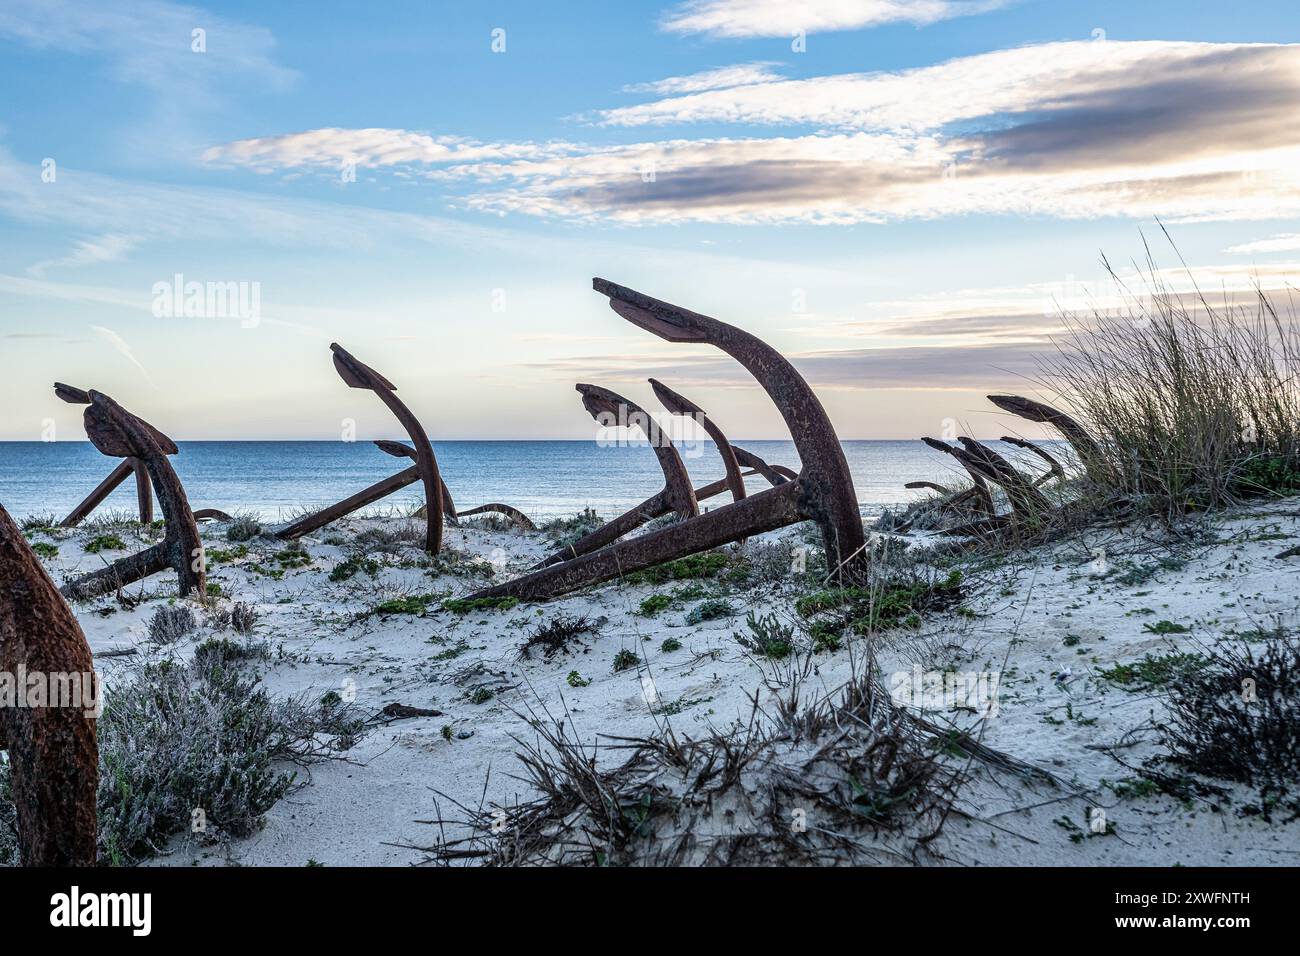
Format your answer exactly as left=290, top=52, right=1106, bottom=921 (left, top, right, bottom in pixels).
left=33, top=499, right=1300, bottom=866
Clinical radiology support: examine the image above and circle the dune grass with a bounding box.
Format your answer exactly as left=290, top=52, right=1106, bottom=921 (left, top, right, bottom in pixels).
left=1037, top=234, right=1300, bottom=515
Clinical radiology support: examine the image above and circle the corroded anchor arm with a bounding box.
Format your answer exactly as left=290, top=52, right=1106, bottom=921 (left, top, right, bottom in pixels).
left=55, top=382, right=159, bottom=528
left=374, top=440, right=458, bottom=521
left=905, top=480, right=952, bottom=495
left=458, top=503, right=538, bottom=531
left=733, top=446, right=796, bottom=484
left=649, top=379, right=746, bottom=504
left=277, top=345, right=444, bottom=553
left=922, top=438, right=996, bottom=517
left=988, top=394, right=1104, bottom=482
left=537, top=383, right=699, bottom=567
left=468, top=280, right=866, bottom=601
left=955, top=438, right=1052, bottom=519
left=1001, top=436, right=1066, bottom=487
left=58, top=389, right=204, bottom=601
left=594, top=278, right=865, bottom=572
left=0, top=504, right=98, bottom=865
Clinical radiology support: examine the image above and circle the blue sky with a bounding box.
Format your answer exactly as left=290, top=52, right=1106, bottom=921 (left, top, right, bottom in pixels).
left=3, top=0, right=1299, bottom=441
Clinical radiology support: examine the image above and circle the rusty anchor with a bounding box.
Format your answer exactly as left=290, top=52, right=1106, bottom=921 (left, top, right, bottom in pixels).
left=276, top=344, right=444, bottom=552
left=1000, top=436, right=1066, bottom=487
left=988, top=394, right=1105, bottom=483
left=536, top=380, right=796, bottom=567
left=649, top=379, right=747, bottom=505
left=536, top=383, right=699, bottom=567
left=0, top=504, right=99, bottom=865
left=56, top=387, right=205, bottom=602
left=466, top=278, right=867, bottom=601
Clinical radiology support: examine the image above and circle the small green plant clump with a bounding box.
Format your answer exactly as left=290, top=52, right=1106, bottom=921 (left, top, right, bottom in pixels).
left=31, top=541, right=59, bottom=559
left=625, top=550, right=730, bottom=585
left=734, top=611, right=794, bottom=659
left=225, top=514, right=262, bottom=542
left=1142, top=620, right=1190, bottom=635
left=660, top=637, right=682, bottom=653
left=685, top=598, right=736, bottom=625
left=567, top=670, right=591, bottom=687
left=330, top=555, right=382, bottom=582
left=442, top=596, right=520, bottom=614
left=147, top=605, right=197, bottom=645
left=1098, top=651, right=1206, bottom=691
left=638, top=593, right=673, bottom=617
left=84, top=534, right=127, bottom=554
left=374, top=594, right=438, bottom=615
left=795, top=569, right=963, bottom=635
left=612, top=649, right=639, bottom=673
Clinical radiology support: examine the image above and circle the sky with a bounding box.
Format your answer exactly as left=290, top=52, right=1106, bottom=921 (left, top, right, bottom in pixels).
left=2, top=0, right=1299, bottom=442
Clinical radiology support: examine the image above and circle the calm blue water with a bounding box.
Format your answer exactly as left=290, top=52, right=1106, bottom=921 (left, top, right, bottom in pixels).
left=0, top=440, right=1057, bottom=524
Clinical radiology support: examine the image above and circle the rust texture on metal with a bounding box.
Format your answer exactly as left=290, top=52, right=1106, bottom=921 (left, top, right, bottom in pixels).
left=0, top=504, right=98, bottom=865
left=905, top=480, right=952, bottom=494
left=1001, top=436, right=1066, bottom=486
left=457, top=503, right=538, bottom=531
left=595, top=279, right=865, bottom=569
left=954, top=438, right=1052, bottom=520
left=277, top=344, right=444, bottom=552
left=649, top=378, right=746, bottom=504
left=57, top=388, right=205, bottom=601
left=470, top=279, right=866, bottom=601
left=535, top=383, right=700, bottom=567
left=987, top=394, right=1104, bottom=481
left=921, top=437, right=996, bottom=517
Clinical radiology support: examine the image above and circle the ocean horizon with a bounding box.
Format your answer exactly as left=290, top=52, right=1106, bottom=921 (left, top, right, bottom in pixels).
left=0, top=439, right=1060, bottom=524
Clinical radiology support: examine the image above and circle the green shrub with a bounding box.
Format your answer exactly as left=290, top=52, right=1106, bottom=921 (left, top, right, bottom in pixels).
left=330, top=555, right=381, bottom=582
left=31, top=542, right=58, bottom=560
left=734, top=612, right=794, bottom=659
left=638, top=593, right=673, bottom=617
left=84, top=534, right=126, bottom=554
left=685, top=598, right=736, bottom=625
left=612, top=649, right=639, bottom=673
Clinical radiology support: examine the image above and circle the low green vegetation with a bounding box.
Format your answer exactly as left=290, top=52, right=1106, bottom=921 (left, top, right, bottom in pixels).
left=624, top=550, right=730, bottom=585
left=442, top=596, right=520, bottom=614
left=795, top=569, right=963, bottom=635
left=30, top=541, right=58, bottom=559
left=1142, top=620, right=1189, bottom=635
left=329, top=555, right=381, bottom=582
left=1098, top=651, right=1206, bottom=691
left=612, top=649, right=639, bottom=672
left=84, top=534, right=126, bottom=554
left=685, top=598, right=736, bottom=625
left=734, top=611, right=794, bottom=659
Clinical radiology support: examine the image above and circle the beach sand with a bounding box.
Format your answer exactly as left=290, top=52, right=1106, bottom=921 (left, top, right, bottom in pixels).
left=28, top=499, right=1300, bottom=866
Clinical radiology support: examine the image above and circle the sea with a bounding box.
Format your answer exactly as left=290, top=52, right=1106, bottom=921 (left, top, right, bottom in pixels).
left=0, top=440, right=1056, bottom=526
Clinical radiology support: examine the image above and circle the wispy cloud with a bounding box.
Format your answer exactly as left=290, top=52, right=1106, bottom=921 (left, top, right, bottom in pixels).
left=0, top=0, right=295, bottom=157
left=27, top=233, right=138, bottom=277
left=622, top=62, right=784, bottom=95
left=659, top=0, right=1010, bottom=38
left=89, top=324, right=155, bottom=386
left=1225, top=234, right=1300, bottom=255
left=202, top=41, right=1300, bottom=226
